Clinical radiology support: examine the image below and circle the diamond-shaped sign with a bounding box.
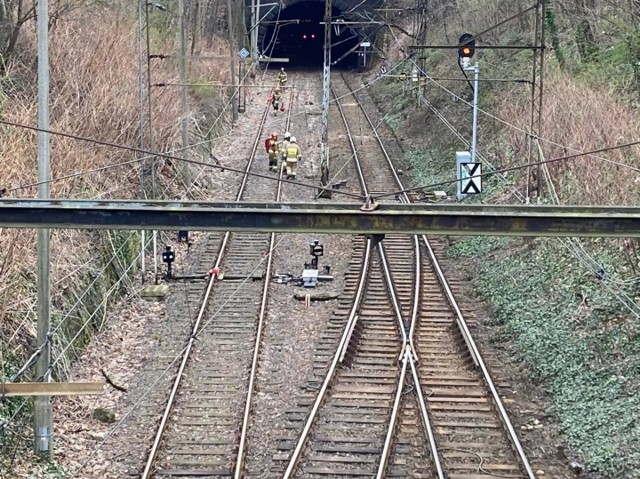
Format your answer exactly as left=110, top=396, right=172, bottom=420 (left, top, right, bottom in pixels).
left=239, top=48, right=250, bottom=59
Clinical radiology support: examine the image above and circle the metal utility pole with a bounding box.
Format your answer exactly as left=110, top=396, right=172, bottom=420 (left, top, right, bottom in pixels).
left=35, top=0, right=52, bottom=458
left=144, top=2, right=159, bottom=281
left=137, top=0, right=147, bottom=277
left=250, top=0, right=259, bottom=59
left=178, top=0, right=191, bottom=184
left=227, top=0, right=239, bottom=123
left=415, top=0, right=427, bottom=105
left=469, top=62, right=479, bottom=163
left=145, top=3, right=157, bottom=200
left=320, top=0, right=332, bottom=189
left=527, top=0, right=546, bottom=202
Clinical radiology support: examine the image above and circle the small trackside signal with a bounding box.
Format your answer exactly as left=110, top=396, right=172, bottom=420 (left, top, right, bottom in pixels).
left=458, top=33, right=476, bottom=60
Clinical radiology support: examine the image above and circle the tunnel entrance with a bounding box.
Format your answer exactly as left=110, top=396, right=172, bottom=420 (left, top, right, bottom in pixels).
left=262, top=2, right=364, bottom=69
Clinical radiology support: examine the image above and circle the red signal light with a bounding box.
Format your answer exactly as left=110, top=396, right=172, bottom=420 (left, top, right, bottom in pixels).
left=303, top=34, right=307, bottom=39
left=311, top=34, right=316, bottom=39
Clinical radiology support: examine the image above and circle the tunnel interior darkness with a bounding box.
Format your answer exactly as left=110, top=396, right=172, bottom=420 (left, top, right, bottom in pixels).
left=262, top=2, right=364, bottom=69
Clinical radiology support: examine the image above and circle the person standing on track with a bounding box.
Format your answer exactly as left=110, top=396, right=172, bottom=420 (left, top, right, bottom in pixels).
left=277, top=67, right=288, bottom=90
left=279, top=131, right=291, bottom=171
left=271, top=88, right=283, bottom=116
left=285, top=136, right=301, bottom=180
left=265, top=131, right=280, bottom=172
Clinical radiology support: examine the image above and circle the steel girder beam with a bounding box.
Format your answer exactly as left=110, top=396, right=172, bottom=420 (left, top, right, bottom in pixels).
left=0, top=200, right=639, bottom=237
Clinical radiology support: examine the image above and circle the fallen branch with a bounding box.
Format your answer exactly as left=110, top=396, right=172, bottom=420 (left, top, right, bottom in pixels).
left=100, top=368, right=127, bottom=392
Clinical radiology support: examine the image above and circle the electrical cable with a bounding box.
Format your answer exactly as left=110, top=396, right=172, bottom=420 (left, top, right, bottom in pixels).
left=6, top=229, right=149, bottom=382
left=0, top=56, right=407, bottom=199
left=1, top=63, right=291, bottom=388
left=540, top=147, right=640, bottom=317
left=383, top=21, right=640, bottom=319
left=66, top=74, right=308, bottom=475
left=0, top=119, right=363, bottom=201
left=382, top=17, right=640, bottom=177
left=421, top=74, right=640, bottom=173
left=374, top=138, right=640, bottom=200
left=259, top=2, right=283, bottom=75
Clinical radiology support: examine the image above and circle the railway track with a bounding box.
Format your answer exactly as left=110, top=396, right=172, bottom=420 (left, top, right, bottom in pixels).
left=273, top=73, right=537, bottom=479
left=137, top=79, right=297, bottom=478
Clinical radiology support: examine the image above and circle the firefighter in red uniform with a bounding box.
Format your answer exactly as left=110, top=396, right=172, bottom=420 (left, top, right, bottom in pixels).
left=265, top=131, right=280, bottom=172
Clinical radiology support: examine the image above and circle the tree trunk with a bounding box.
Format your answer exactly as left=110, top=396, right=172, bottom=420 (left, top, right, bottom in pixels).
left=575, top=0, right=597, bottom=62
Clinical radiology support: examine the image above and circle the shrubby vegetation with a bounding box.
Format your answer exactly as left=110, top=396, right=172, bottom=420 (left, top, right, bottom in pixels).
left=470, top=237, right=640, bottom=477
left=0, top=2, right=230, bottom=473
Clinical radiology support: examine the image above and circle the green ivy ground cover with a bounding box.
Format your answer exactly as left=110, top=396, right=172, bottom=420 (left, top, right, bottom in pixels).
left=451, top=236, right=640, bottom=478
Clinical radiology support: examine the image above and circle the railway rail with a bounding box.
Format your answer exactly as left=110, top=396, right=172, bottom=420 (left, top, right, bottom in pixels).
left=274, top=73, right=537, bottom=479
left=138, top=80, right=296, bottom=478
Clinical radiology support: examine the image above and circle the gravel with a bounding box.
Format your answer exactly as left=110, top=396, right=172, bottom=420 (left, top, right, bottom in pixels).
left=12, top=70, right=355, bottom=478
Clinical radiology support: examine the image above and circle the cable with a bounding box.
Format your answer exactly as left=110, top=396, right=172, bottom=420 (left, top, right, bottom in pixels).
left=382, top=22, right=640, bottom=321
left=1, top=67, right=289, bottom=391
left=381, top=19, right=640, bottom=177
left=374, top=138, right=640, bottom=200
left=421, top=74, right=640, bottom=173
left=0, top=119, right=363, bottom=201
left=1, top=56, right=408, bottom=200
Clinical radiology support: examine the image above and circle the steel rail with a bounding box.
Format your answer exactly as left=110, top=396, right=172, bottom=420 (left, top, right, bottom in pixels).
left=233, top=83, right=295, bottom=479
left=345, top=70, right=535, bottom=477
left=408, top=355, right=444, bottom=477
left=140, top=87, right=275, bottom=479
left=377, top=350, right=409, bottom=478
left=375, top=243, right=410, bottom=478
left=377, top=243, right=408, bottom=345
left=336, top=75, right=444, bottom=479
left=331, top=87, right=369, bottom=197
left=340, top=73, right=445, bottom=478
left=347, top=70, right=536, bottom=478
left=344, top=71, right=535, bottom=477
left=282, top=238, right=373, bottom=479
left=421, top=235, right=537, bottom=478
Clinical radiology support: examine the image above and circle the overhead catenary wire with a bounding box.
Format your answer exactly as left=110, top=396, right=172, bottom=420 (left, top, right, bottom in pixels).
left=420, top=72, right=640, bottom=173
left=374, top=138, right=640, bottom=200
left=382, top=17, right=639, bottom=319
left=1, top=101, right=231, bottom=437
left=0, top=57, right=407, bottom=199
left=1, top=139, right=219, bottom=441
left=64, top=76, right=296, bottom=476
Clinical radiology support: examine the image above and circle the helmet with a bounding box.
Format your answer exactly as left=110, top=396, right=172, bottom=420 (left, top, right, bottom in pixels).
left=281, top=67, right=285, bottom=72
left=290, top=136, right=297, bottom=143
left=284, top=131, right=291, bottom=139
left=271, top=131, right=278, bottom=138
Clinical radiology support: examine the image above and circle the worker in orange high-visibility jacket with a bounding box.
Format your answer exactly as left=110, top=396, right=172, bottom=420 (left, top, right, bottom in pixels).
left=285, top=136, right=301, bottom=180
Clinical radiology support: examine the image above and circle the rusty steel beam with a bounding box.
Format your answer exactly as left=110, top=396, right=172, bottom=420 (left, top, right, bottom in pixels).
left=0, top=199, right=638, bottom=237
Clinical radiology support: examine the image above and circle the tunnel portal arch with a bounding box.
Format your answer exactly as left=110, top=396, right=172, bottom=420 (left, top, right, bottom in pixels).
left=246, top=0, right=384, bottom=69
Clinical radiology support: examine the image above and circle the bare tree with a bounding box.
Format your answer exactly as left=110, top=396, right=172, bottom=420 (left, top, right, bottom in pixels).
left=574, top=0, right=597, bottom=61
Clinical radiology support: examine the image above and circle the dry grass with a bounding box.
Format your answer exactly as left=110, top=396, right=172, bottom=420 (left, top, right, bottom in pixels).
left=0, top=6, right=229, bottom=372
left=498, top=70, right=640, bottom=206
